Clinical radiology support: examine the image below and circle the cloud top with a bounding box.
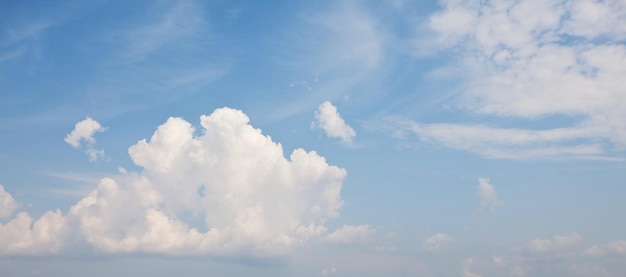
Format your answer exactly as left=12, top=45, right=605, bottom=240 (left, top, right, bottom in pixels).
left=2, top=107, right=347, bottom=256
left=0, top=185, right=18, bottom=219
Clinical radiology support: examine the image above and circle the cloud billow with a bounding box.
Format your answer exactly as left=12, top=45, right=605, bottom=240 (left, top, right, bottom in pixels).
left=1, top=107, right=347, bottom=256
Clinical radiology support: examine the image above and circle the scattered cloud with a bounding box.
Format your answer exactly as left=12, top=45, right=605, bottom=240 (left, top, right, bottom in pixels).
left=323, top=224, right=374, bottom=245
left=1, top=107, right=349, bottom=256
left=64, top=117, right=105, bottom=148
left=460, top=258, right=482, bottom=277
left=477, top=178, right=502, bottom=212
left=585, top=240, right=626, bottom=257
left=524, top=232, right=582, bottom=253
left=390, top=0, right=626, bottom=160
left=65, top=117, right=107, bottom=162
left=423, top=233, right=454, bottom=253
left=487, top=233, right=626, bottom=276
left=312, top=101, right=356, bottom=143
left=0, top=185, right=19, bottom=219
left=584, top=245, right=604, bottom=257
left=606, top=240, right=626, bottom=255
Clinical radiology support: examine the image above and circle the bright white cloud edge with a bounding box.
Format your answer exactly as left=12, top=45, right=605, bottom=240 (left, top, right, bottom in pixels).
left=1, top=107, right=354, bottom=256
left=313, top=101, right=356, bottom=143
left=0, top=185, right=19, bottom=219
left=64, top=117, right=107, bottom=162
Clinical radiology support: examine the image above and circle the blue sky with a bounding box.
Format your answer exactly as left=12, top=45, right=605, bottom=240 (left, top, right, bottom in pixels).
left=1, top=0, right=626, bottom=276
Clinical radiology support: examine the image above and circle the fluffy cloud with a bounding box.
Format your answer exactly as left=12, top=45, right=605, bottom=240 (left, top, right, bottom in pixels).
left=1, top=107, right=348, bottom=256
left=322, top=224, right=374, bottom=245
left=313, top=101, right=356, bottom=143
left=0, top=210, right=66, bottom=255
left=0, top=185, right=18, bottom=219
left=0, top=186, right=66, bottom=255
left=423, top=233, right=454, bottom=253
left=404, top=0, right=626, bottom=159
left=65, top=117, right=107, bottom=161
left=477, top=178, right=502, bottom=211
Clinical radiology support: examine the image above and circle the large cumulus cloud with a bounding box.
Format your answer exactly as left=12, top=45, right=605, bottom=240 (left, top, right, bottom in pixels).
left=0, top=107, right=346, bottom=256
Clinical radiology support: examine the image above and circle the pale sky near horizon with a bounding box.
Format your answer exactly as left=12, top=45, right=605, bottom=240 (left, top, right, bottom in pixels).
left=1, top=0, right=626, bottom=276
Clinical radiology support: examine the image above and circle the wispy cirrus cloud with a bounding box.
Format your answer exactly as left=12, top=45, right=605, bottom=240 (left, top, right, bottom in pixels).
left=379, top=116, right=621, bottom=160
left=264, top=1, right=390, bottom=123
left=109, top=0, right=208, bottom=64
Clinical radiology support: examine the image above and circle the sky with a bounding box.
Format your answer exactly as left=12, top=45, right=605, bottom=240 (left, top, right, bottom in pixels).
left=1, top=0, right=625, bottom=276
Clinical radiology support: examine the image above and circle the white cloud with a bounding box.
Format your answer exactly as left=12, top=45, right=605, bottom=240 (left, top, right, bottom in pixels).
left=481, top=234, right=626, bottom=276
left=1, top=107, right=349, bottom=256
left=423, top=233, right=454, bottom=253
left=605, top=240, right=626, bottom=255
left=524, top=232, right=582, bottom=253
left=0, top=185, right=18, bottom=219
left=64, top=117, right=105, bottom=148
left=477, top=178, right=502, bottom=211
left=406, top=0, right=626, bottom=159
left=313, top=101, right=356, bottom=143
left=65, top=117, right=107, bottom=162
left=385, top=117, right=617, bottom=160
left=563, top=0, right=626, bottom=39
left=584, top=240, right=626, bottom=257
left=460, top=258, right=482, bottom=277
left=584, top=245, right=604, bottom=257
left=323, top=224, right=374, bottom=245
left=0, top=210, right=66, bottom=255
